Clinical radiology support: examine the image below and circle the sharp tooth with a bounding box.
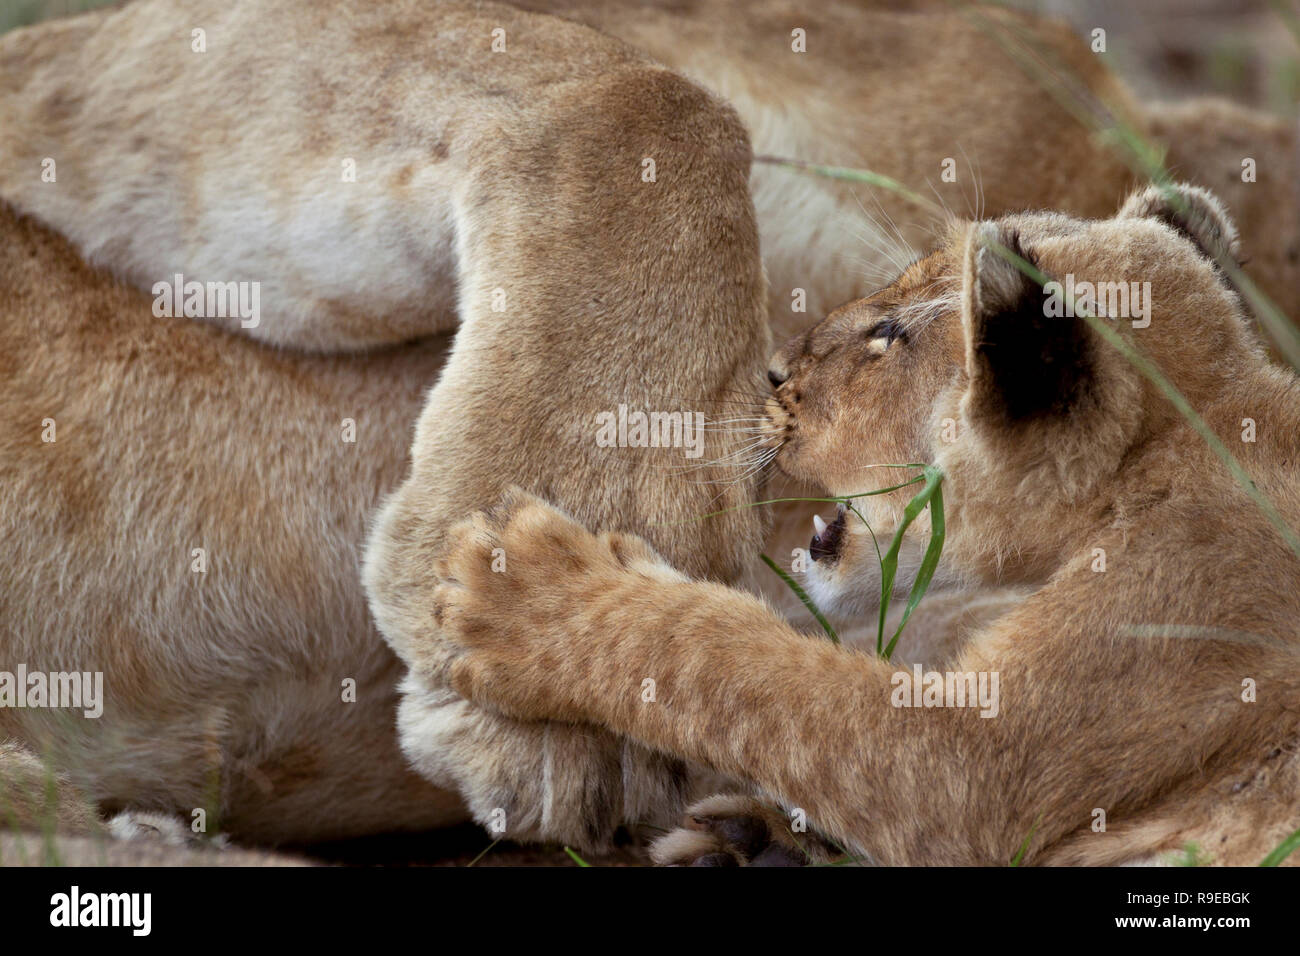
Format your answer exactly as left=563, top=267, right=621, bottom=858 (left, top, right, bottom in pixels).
left=813, top=514, right=828, bottom=537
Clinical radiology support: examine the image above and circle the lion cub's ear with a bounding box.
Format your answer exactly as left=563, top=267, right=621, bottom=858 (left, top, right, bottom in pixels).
left=957, top=220, right=1144, bottom=497
left=960, top=221, right=1095, bottom=425
left=1117, top=183, right=1243, bottom=269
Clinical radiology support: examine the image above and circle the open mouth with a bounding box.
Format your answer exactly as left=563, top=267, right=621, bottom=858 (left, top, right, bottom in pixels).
left=809, top=506, right=847, bottom=563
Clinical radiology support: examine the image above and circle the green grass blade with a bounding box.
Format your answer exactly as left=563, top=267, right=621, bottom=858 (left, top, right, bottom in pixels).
left=760, top=552, right=839, bottom=644
left=564, top=846, right=592, bottom=867
left=883, top=474, right=946, bottom=660
left=1260, top=825, right=1300, bottom=866
left=1009, top=814, right=1042, bottom=867
left=877, top=467, right=945, bottom=658
left=753, top=156, right=933, bottom=209
left=465, top=838, right=500, bottom=867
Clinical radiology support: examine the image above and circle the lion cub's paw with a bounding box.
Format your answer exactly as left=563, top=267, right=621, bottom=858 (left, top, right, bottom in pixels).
left=649, top=794, right=833, bottom=867
left=433, top=486, right=676, bottom=721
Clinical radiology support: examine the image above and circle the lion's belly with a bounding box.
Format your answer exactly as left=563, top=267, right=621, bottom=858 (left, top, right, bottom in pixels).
left=0, top=192, right=459, bottom=835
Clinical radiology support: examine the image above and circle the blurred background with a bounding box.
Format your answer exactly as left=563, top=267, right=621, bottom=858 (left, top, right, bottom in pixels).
left=1014, top=0, right=1300, bottom=113
left=2, top=0, right=107, bottom=35
left=4, top=0, right=1299, bottom=116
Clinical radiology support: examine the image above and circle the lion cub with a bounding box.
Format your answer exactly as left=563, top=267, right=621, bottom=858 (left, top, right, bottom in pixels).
left=430, top=184, right=1300, bottom=866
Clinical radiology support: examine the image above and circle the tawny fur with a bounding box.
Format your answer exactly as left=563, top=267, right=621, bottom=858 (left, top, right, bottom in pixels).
left=432, top=185, right=1300, bottom=866
left=0, top=201, right=457, bottom=844
left=3, top=0, right=1298, bottom=855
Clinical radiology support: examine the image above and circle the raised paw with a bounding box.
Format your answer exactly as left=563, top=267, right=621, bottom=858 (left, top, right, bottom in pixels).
left=432, top=486, right=677, bottom=723
left=649, top=794, right=836, bottom=867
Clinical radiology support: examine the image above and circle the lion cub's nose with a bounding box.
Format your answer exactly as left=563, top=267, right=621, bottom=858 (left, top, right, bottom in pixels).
left=767, top=367, right=789, bottom=388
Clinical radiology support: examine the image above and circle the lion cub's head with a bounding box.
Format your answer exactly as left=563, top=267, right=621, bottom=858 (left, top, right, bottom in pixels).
left=764, top=183, right=1270, bottom=614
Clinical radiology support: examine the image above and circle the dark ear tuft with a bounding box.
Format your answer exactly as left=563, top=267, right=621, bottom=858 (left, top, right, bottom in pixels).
left=963, top=222, right=1094, bottom=423
left=1117, top=183, right=1242, bottom=267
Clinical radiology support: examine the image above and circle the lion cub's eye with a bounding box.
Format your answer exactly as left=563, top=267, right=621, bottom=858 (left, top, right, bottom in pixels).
left=864, top=318, right=908, bottom=349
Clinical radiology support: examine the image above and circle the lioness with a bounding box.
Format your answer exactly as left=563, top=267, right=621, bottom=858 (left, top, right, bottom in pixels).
left=429, top=184, right=1300, bottom=866
left=2, top=0, right=1296, bottom=857
left=1, top=0, right=770, bottom=851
